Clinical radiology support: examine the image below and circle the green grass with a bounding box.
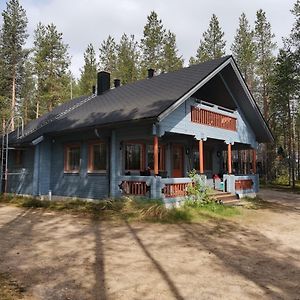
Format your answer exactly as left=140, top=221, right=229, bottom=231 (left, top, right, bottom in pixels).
left=0, top=194, right=241, bottom=223
left=0, top=273, right=24, bottom=300
left=260, top=182, right=300, bottom=193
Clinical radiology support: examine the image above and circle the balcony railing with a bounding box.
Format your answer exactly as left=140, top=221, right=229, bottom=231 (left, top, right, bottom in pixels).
left=191, top=106, right=237, bottom=131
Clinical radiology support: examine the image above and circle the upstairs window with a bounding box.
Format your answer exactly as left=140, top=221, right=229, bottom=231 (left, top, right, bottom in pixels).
left=64, top=144, right=81, bottom=173
left=88, top=142, right=107, bottom=172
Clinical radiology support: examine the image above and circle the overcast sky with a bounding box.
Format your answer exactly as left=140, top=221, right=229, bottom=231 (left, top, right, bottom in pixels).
left=0, top=0, right=297, bottom=78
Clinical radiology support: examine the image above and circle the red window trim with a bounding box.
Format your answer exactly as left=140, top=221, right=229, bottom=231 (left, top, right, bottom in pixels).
left=124, top=141, right=146, bottom=171
left=87, top=140, right=107, bottom=173
left=64, top=143, right=81, bottom=173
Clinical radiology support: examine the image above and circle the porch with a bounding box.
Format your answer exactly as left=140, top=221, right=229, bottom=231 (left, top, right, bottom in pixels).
left=115, top=131, right=258, bottom=204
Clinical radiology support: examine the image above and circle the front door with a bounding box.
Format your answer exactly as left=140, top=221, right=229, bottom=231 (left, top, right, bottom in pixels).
left=172, top=144, right=184, bottom=177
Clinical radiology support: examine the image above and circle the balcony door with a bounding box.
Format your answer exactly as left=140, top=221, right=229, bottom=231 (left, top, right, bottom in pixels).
left=172, top=144, right=184, bottom=178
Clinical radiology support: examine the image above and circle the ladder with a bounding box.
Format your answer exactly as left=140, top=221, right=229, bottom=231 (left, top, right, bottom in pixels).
left=0, top=116, right=24, bottom=194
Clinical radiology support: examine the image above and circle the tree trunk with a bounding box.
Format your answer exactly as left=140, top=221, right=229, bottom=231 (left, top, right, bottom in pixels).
left=298, top=130, right=300, bottom=180
left=11, top=72, right=16, bottom=131
left=36, top=100, right=39, bottom=119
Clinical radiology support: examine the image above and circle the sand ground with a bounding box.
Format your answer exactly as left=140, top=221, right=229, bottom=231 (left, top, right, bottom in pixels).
left=0, top=189, right=299, bottom=300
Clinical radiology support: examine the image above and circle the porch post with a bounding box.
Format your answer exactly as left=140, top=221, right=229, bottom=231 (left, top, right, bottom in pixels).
left=199, top=139, right=204, bottom=174
left=154, top=136, right=159, bottom=175
left=253, top=149, right=257, bottom=174
left=227, top=143, right=232, bottom=174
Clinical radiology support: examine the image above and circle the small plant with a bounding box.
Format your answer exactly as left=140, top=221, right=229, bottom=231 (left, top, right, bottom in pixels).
left=185, top=169, right=213, bottom=207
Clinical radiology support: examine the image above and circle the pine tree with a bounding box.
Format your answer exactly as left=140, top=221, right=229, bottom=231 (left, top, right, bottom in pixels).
left=140, top=11, right=165, bottom=75
left=33, top=22, right=70, bottom=117
left=254, top=9, right=276, bottom=119
left=78, top=43, right=97, bottom=96
left=99, top=35, right=117, bottom=79
left=270, top=49, right=298, bottom=187
left=289, top=0, right=300, bottom=62
left=0, top=0, right=28, bottom=130
left=161, top=30, right=183, bottom=72
left=20, top=56, right=36, bottom=123
left=115, top=34, right=139, bottom=84
left=231, top=13, right=256, bottom=90
left=190, top=14, right=226, bottom=64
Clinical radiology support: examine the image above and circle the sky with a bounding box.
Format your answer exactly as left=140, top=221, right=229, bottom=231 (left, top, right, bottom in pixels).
left=0, top=0, right=297, bottom=79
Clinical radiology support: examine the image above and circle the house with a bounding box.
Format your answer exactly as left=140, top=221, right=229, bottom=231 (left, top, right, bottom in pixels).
left=2, top=56, right=273, bottom=204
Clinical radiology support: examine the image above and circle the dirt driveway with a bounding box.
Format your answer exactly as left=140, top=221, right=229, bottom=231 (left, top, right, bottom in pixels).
left=0, top=190, right=299, bottom=300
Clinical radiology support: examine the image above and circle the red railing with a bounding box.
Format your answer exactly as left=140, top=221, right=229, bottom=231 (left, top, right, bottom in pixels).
left=121, top=181, right=148, bottom=196
left=235, top=179, right=253, bottom=190
left=163, top=183, right=191, bottom=198
left=191, top=106, right=237, bottom=131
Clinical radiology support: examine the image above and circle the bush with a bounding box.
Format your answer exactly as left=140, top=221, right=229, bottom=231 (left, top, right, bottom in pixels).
left=185, top=169, right=214, bottom=207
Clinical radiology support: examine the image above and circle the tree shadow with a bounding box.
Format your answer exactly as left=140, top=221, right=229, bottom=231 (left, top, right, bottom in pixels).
left=177, top=219, right=300, bottom=299
left=0, top=207, right=107, bottom=300
left=125, top=221, right=185, bottom=300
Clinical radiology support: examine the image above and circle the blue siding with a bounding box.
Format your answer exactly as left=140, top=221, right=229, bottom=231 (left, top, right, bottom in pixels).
left=159, top=97, right=257, bottom=147
left=50, top=132, right=109, bottom=199
left=7, top=147, right=34, bottom=195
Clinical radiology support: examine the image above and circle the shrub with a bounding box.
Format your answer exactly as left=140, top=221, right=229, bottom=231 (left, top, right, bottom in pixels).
left=185, top=169, right=213, bottom=207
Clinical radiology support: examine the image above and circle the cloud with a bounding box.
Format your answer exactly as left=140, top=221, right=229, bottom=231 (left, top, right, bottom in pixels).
left=0, top=0, right=296, bottom=78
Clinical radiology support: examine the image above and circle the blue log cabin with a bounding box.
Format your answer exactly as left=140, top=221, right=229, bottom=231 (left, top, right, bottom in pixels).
left=3, top=56, right=273, bottom=205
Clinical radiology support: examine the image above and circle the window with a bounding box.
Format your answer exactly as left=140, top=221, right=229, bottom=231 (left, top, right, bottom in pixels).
left=14, top=149, right=23, bottom=167
left=125, top=143, right=144, bottom=170
left=64, top=144, right=81, bottom=173
left=147, top=145, right=165, bottom=171
left=88, top=142, right=107, bottom=172
left=193, top=148, right=212, bottom=171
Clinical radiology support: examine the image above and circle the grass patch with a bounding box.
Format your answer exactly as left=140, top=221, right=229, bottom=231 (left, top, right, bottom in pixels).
left=0, top=273, right=25, bottom=300
left=183, top=201, right=241, bottom=219
left=0, top=194, right=241, bottom=223
left=241, top=196, right=271, bottom=209
left=260, top=180, right=300, bottom=194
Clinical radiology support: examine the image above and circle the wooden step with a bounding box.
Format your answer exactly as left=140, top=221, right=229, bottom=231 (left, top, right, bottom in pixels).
left=212, top=191, right=241, bottom=206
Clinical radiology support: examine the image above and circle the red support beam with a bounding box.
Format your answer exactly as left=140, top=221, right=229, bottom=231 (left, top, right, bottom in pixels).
left=154, top=136, right=159, bottom=175
left=228, top=143, right=232, bottom=174
left=199, top=139, right=204, bottom=174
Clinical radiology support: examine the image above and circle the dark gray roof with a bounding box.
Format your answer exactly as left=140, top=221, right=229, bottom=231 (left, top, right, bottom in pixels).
left=10, top=55, right=272, bottom=144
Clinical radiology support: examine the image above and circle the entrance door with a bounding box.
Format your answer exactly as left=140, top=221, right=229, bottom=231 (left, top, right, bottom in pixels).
left=172, top=144, right=184, bottom=177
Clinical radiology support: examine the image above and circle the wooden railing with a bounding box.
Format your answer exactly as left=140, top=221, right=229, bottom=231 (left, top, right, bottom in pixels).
left=163, top=183, right=191, bottom=198
left=235, top=179, right=253, bottom=190
left=191, top=106, right=237, bottom=131
left=120, top=180, right=148, bottom=196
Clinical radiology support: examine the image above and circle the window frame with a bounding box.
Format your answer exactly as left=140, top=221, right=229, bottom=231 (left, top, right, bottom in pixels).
left=147, top=144, right=166, bottom=171
left=124, top=141, right=146, bottom=171
left=64, top=143, right=81, bottom=174
left=87, top=140, right=107, bottom=173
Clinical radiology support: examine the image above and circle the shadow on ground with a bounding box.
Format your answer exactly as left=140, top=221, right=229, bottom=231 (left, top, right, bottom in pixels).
left=0, top=205, right=299, bottom=299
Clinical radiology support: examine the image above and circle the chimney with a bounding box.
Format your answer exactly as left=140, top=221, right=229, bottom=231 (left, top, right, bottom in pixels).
left=114, top=79, right=121, bottom=88
left=97, top=71, right=110, bottom=95
left=92, top=85, right=96, bottom=94
left=148, top=68, right=154, bottom=78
